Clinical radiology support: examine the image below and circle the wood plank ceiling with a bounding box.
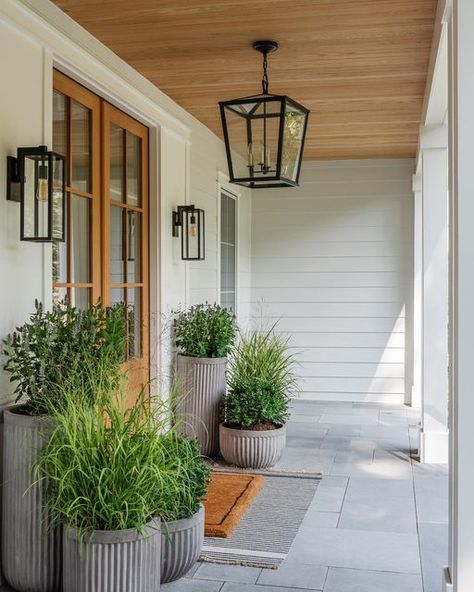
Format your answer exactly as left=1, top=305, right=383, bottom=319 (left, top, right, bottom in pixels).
left=52, top=0, right=437, bottom=160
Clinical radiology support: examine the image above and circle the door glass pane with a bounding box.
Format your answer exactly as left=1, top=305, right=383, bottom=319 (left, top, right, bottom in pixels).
left=71, top=288, right=90, bottom=310
left=110, top=205, right=125, bottom=283
left=71, top=101, right=91, bottom=192
left=53, top=91, right=67, bottom=159
left=52, top=286, right=68, bottom=306
left=126, top=132, right=141, bottom=206
left=111, top=287, right=125, bottom=306
left=71, top=195, right=90, bottom=283
left=127, top=288, right=142, bottom=359
left=110, top=123, right=124, bottom=202
left=127, top=211, right=141, bottom=283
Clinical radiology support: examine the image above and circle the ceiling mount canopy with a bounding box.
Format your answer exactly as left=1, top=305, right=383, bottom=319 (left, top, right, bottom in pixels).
left=219, top=39, right=309, bottom=189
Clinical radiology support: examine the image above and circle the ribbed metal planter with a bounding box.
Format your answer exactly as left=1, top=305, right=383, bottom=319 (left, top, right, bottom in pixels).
left=63, top=520, right=161, bottom=592
left=2, top=406, right=62, bottom=592
left=160, top=505, right=204, bottom=583
left=219, top=423, right=287, bottom=469
left=175, top=355, right=227, bottom=457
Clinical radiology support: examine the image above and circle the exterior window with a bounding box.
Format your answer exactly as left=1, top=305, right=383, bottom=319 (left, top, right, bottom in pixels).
left=220, top=191, right=237, bottom=313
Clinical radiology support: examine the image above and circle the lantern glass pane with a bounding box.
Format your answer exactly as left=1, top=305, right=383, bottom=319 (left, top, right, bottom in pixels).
left=183, top=209, right=202, bottom=260
left=223, top=106, right=251, bottom=179
left=281, top=100, right=307, bottom=183
left=52, top=155, right=65, bottom=241
left=23, top=155, right=49, bottom=240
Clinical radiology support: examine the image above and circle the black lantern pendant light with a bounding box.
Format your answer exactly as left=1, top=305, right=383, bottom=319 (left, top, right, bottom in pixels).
left=219, top=40, right=309, bottom=189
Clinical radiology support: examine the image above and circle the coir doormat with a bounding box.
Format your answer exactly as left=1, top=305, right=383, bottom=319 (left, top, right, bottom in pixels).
left=204, top=472, right=264, bottom=538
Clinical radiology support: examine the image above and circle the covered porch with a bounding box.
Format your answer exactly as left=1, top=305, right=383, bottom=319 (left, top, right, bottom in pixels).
left=0, top=0, right=472, bottom=591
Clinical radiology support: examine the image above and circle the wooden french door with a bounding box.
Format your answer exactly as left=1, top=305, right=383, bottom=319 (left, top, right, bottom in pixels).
left=52, top=71, right=150, bottom=402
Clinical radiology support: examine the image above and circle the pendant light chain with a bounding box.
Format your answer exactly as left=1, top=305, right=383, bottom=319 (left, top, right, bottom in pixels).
left=262, top=52, right=269, bottom=94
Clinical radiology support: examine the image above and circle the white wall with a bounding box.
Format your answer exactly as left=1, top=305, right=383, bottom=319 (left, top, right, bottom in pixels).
left=251, top=159, right=414, bottom=403
left=0, top=17, right=53, bottom=406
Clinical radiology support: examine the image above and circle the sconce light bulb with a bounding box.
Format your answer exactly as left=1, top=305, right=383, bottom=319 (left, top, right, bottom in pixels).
left=189, top=224, right=197, bottom=238
left=36, top=178, right=49, bottom=202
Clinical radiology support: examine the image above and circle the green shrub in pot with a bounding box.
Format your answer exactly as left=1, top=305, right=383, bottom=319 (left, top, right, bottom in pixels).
left=3, top=299, right=127, bottom=415
left=174, top=303, right=236, bottom=358
left=219, top=327, right=297, bottom=469
left=157, top=432, right=211, bottom=583
left=173, top=303, right=237, bottom=456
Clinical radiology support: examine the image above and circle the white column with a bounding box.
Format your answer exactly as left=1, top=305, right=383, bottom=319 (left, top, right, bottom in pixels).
left=412, top=172, right=422, bottom=409
left=447, top=1, right=474, bottom=590
left=419, top=124, right=449, bottom=464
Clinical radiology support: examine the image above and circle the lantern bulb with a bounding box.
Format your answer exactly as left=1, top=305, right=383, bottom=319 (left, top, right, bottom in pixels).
left=189, top=223, right=197, bottom=238
left=36, top=178, right=49, bottom=202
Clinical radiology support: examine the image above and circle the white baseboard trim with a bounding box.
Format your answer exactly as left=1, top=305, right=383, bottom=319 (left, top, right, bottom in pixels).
left=420, top=430, right=449, bottom=464
left=443, top=566, right=453, bottom=592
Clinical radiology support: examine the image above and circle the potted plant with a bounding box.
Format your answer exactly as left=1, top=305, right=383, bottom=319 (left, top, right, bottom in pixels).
left=173, top=303, right=236, bottom=456
left=1, top=300, right=126, bottom=592
left=219, top=328, right=297, bottom=469
left=158, top=433, right=210, bottom=583
left=36, top=386, right=163, bottom=592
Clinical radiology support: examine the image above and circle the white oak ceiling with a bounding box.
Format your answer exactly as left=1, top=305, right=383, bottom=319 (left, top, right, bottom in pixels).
left=52, top=0, right=437, bottom=160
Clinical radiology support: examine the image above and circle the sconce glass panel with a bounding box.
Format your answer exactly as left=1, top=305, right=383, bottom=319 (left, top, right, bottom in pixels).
left=181, top=208, right=205, bottom=261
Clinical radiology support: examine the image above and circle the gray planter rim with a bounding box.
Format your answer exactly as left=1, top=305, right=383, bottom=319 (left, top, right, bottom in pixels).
left=220, top=423, right=287, bottom=438
left=177, top=355, right=227, bottom=365
left=3, top=404, right=52, bottom=428
left=161, top=504, right=204, bottom=535
left=65, top=519, right=160, bottom=544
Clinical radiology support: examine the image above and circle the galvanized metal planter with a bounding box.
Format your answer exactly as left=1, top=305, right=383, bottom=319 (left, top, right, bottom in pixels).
left=2, top=406, right=62, bottom=592
left=63, top=520, right=161, bottom=592
left=219, top=423, right=287, bottom=469
left=175, top=355, right=227, bottom=457
left=160, top=505, right=204, bottom=583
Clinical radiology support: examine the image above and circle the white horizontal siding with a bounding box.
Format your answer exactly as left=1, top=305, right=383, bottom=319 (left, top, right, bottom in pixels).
left=251, top=159, right=414, bottom=403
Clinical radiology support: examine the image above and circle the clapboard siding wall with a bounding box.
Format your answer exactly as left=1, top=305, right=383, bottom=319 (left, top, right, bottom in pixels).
left=250, top=159, right=414, bottom=403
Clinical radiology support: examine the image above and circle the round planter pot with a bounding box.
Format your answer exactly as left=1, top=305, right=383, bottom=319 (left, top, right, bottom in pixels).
left=219, top=423, right=287, bottom=469
left=63, top=519, right=161, bottom=592
left=174, top=355, right=227, bottom=457
left=2, top=405, right=62, bottom=592
left=160, top=505, right=204, bottom=583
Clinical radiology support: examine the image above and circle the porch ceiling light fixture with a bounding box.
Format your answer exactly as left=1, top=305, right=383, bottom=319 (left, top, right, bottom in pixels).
left=172, top=204, right=205, bottom=260
left=219, top=40, right=309, bottom=189
left=6, top=145, right=66, bottom=242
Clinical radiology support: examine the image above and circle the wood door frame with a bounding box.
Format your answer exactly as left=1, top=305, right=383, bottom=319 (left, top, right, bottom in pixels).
left=53, top=70, right=102, bottom=304
left=102, top=102, right=150, bottom=393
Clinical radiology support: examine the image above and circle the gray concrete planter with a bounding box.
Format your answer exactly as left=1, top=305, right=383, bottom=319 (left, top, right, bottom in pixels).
left=219, top=423, right=287, bottom=469
left=63, top=520, right=161, bottom=592
left=160, top=505, right=204, bottom=583
left=174, top=355, right=227, bottom=457
left=2, top=405, right=61, bottom=592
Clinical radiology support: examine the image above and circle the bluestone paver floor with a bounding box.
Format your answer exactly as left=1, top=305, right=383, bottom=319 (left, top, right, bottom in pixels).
left=0, top=401, right=448, bottom=592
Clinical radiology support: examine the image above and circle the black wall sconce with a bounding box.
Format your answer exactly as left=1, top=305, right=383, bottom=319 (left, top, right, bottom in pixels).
left=172, top=205, right=205, bottom=260
left=7, top=145, right=66, bottom=242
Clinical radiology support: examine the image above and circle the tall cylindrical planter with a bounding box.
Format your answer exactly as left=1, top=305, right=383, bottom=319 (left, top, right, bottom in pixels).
left=175, top=355, right=227, bottom=457
left=161, top=505, right=204, bottom=583
left=2, top=406, right=62, bottom=592
left=63, top=520, right=161, bottom=592
left=219, top=424, right=287, bottom=469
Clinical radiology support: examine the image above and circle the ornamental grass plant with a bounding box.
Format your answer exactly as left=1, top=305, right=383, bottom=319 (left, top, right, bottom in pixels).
left=36, top=375, right=210, bottom=538
left=221, top=327, right=298, bottom=429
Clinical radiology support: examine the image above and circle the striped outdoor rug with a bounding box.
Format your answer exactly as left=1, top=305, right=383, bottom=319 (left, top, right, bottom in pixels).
left=200, top=471, right=320, bottom=568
